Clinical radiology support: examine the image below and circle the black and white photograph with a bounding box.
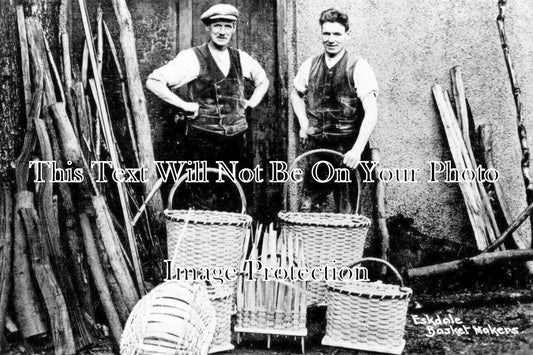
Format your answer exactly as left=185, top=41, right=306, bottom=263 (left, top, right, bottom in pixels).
left=1, top=0, right=533, bottom=354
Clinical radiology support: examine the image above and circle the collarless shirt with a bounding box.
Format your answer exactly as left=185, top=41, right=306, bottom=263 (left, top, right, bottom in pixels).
left=294, top=52, right=378, bottom=101
left=148, top=44, right=267, bottom=89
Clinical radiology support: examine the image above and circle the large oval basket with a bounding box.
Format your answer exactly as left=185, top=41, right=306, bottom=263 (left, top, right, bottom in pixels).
left=120, top=281, right=216, bottom=355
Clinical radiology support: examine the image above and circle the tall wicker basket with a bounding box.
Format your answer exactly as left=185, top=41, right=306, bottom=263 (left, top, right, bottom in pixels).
left=165, top=167, right=252, bottom=282
left=279, top=149, right=371, bottom=305
left=322, top=258, right=412, bottom=355
left=120, top=281, right=216, bottom=355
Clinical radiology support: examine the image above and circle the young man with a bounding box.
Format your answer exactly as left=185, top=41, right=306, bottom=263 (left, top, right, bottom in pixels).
left=291, top=8, right=378, bottom=212
left=146, top=4, right=269, bottom=211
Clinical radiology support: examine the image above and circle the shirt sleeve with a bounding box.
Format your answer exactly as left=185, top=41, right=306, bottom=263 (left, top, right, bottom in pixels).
left=293, top=58, right=313, bottom=94
left=353, top=58, right=378, bottom=100
left=147, top=49, right=200, bottom=89
left=239, top=50, right=268, bottom=87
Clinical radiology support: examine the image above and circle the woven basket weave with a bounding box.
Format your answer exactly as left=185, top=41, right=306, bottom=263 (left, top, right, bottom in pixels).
left=322, top=258, right=412, bottom=355
left=165, top=167, right=252, bottom=281
left=279, top=149, right=371, bottom=305
left=207, top=284, right=234, bottom=353
left=120, top=281, right=216, bottom=355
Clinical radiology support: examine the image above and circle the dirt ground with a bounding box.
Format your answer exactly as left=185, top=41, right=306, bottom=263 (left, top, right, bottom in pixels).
left=4, top=262, right=533, bottom=354
left=4, top=298, right=533, bottom=355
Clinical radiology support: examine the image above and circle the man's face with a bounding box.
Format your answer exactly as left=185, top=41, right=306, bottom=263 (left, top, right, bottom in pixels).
left=206, top=20, right=236, bottom=48
left=321, top=21, right=348, bottom=56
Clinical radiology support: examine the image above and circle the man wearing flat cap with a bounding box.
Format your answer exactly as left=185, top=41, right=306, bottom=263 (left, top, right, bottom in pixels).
left=291, top=8, right=378, bottom=212
left=146, top=3, right=269, bottom=211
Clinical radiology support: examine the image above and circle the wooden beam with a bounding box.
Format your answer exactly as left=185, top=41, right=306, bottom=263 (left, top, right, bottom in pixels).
left=178, top=0, right=193, bottom=51
left=109, top=0, right=164, bottom=255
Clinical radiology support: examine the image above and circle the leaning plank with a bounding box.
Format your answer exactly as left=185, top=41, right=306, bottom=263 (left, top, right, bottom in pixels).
left=20, top=208, right=75, bottom=355
left=450, top=68, right=500, bottom=247
left=78, top=0, right=144, bottom=294
left=110, top=0, right=164, bottom=230
left=36, top=115, right=94, bottom=351
left=92, top=195, right=138, bottom=312
left=483, top=201, right=533, bottom=253
left=103, top=20, right=140, bottom=166
left=371, top=148, right=391, bottom=277
left=45, top=114, right=96, bottom=347
left=433, top=85, right=487, bottom=249
left=16, top=5, right=31, bottom=118
left=13, top=191, right=48, bottom=339
left=479, top=123, right=530, bottom=250
left=0, top=187, right=13, bottom=351
left=79, top=213, right=122, bottom=345
left=408, top=249, right=533, bottom=279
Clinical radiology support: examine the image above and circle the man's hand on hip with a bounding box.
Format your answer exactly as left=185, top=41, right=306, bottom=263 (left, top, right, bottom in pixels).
left=343, top=148, right=362, bottom=169
left=182, top=102, right=199, bottom=119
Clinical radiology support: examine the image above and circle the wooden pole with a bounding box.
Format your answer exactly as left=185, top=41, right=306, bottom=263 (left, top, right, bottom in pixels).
left=79, top=213, right=122, bottom=345
left=496, top=0, right=533, bottom=236
left=371, top=148, right=391, bottom=277
left=77, top=0, right=144, bottom=295
left=0, top=187, right=13, bottom=352
left=110, top=0, right=164, bottom=230
left=20, top=207, right=76, bottom=355
left=483, top=201, right=533, bottom=253
left=408, top=249, right=533, bottom=279
left=13, top=191, right=48, bottom=339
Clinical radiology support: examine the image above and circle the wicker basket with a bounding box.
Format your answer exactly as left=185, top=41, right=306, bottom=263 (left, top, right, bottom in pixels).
left=120, top=281, right=216, bottom=355
left=322, top=258, right=412, bottom=355
left=165, top=167, right=252, bottom=283
left=279, top=149, right=371, bottom=305
left=207, top=284, right=234, bottom=354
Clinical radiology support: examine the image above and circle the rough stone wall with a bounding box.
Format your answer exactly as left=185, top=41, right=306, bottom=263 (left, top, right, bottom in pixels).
left=288, top=0, right=533, bottom=245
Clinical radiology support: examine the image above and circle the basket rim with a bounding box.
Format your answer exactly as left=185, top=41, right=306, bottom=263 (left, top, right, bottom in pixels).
left=326, top=281, right=413, bottom=300
left=278, top=211, right=371, bottom=227
left=165, top=209, right=252, bottom=226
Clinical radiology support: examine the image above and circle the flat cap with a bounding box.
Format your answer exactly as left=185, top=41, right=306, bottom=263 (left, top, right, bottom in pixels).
left=200, top=4, right=239, bottom=23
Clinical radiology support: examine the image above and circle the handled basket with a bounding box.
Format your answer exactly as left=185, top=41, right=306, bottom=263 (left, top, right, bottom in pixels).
left=165, top=167, right=252, bottom=278
left=322, top=257, right=412, bottom=355
left=278, top=149, right=371, bottom=305
left=120, top=280, right=216, bottom=355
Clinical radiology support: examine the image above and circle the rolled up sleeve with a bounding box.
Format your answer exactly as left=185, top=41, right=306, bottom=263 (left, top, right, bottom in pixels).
left=293, top=58, right=312, bottom=94
left=353, top=58, right=378, bottom=101
left=147, top=49, right=200, bottom=89
left=239, top=50, right=268, bottom=87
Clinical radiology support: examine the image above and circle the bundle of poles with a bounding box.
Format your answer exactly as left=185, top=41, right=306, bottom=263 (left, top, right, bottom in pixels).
left=0, top=1, right=163, bottom=353
left=409, top=2, right=533, bottom=280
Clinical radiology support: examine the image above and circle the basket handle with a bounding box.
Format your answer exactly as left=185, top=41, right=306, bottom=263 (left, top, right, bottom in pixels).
left=348, top=257, right=404, bottom=288
left=167, top=167, right=247, bottom=214
left=285, top=148, right=362, bottom=214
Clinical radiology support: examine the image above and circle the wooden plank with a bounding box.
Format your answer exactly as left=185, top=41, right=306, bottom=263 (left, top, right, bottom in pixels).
left=178, top=0, right=192, bottom=51
left=16, top=5, right=31, bottom=119
left=79, top=213, right=122, bottom=346
left=0, top=187, right=13, bottom=351
left=109, top=0, right=164, bottom=267
left=78, top=0, right=144, bottom=296
left=21, top=207, right=75, bottom=355
left=13, top=191, right=48, bottom=339
left=479, top=123, right=529, bottom=250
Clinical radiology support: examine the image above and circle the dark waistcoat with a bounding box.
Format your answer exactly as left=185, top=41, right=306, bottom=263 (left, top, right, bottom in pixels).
left=188, top=44, right=247, bottom=136
left=306, top=51, right=365, bottom=138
